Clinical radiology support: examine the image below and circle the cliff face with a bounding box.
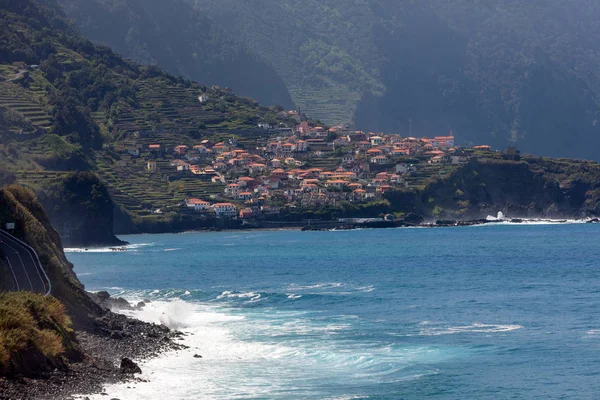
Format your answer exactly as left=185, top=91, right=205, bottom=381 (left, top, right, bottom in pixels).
left=38, top=172, right=125, bottom=247
left=386, top=158, right=600, bottom=220
left=0, top=185, right=103, bottom=328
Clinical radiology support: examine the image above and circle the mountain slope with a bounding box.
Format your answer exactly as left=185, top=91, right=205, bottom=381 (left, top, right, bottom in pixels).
left=57, top=0, right=294, bottom=109
left=0, top=0, right=299, bottom=240
left=186, top=0, right=600, bottom=160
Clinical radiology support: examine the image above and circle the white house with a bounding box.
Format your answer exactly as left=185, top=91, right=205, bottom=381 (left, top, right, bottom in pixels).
left=213, top=203, right=237, bottom=218
left=370, top=136, right=384, bottom=146
left=185, top=198, right=211, bottom=211
left=370, top=155, right=389, bottom=164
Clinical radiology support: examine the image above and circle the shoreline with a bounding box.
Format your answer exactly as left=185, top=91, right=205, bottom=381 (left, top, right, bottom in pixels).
left=95, top=216, right=599, bottom=243
left=0, top=296, right=183, bottom=400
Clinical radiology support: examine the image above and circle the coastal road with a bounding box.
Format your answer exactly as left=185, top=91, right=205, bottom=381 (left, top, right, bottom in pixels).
left=0, top=230, right=51, bottom=295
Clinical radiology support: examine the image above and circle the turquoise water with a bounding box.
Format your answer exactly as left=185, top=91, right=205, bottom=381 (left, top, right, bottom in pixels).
left=68, top=224, right=600, bottom=399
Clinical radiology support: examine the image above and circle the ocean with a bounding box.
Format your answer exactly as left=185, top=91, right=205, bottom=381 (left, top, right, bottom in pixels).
left=68, top=223, right=600, bottom=399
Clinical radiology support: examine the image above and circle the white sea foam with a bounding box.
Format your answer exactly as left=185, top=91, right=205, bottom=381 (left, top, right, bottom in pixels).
left=420, top=323, right=523, bottom=336
left=77, top=298, right=446, bottom=399
left=216, top=290, right=261, bottom=300
left=483, top=214, right=588, bottom=225
left=287, top=282, right=345, bottom=290
left=64, top=243, right=154, bottom=253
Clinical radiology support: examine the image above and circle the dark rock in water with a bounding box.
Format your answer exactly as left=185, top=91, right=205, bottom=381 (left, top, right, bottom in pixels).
left=193, top=354, right=203, bottom=358
left=96, top=291, right=111, bottom=301
left=136, top=301, right=146, bottom=309
left=120, top=357, right=142, bottom=374
left=587, top=218, right=600, bottom=223
left=113, top=297, right=132, bottom=309
left=510, top=219, right=523, bottom=223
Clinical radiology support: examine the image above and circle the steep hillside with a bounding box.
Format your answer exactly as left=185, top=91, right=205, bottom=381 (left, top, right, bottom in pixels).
left=57, top=0, right=294, bottom=108
left=0, top=0, right=300, bottom=239
left=0, top=185, right=103, bottom=327
left=184, top=0, right=600, bottom=160
left=385, top=155, right=600, bottom=220
left=0, top=0, right=296, bottom=146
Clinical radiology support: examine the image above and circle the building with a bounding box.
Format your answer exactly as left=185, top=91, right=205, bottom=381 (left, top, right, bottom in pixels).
left=325, top=180, right=348, bottom=189
left=213, top=203, right=237, bottom=218
left=370, top=136, right=384, bottom=146
left=147, top=160, right=157, bottom=171
left=225, top=183, right=240, bottom=197
left=370, top=155, right=389, bottom=164
left=239, top=208, right=254, bottom=219
left=185, top=198, right=211, bottom=210
left=238, top=191, right=253, bottom=201
left=174, top=145, right=188, bottom=156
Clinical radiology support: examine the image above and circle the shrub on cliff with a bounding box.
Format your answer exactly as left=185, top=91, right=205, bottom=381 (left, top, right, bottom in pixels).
left=0, top=292, right=83, bottom=377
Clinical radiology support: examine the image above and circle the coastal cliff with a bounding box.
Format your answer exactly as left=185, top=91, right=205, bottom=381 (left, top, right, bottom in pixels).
left=0, top=185, right=178, bottom=399
left=0, top=184, right=103, bottom=326
left=386, top=157, right=600, bottom=220
left=38, top=172, right=126, bottom=248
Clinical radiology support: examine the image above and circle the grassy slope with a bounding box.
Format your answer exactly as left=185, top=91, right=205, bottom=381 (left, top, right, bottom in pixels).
left=0, top=292, right=83, bottom=377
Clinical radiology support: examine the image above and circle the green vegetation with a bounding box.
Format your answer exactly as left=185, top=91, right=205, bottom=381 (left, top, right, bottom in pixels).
left=0, top=292, right=81, bottom=377
left=0, top=184, right=103, bottom=328
left=90, top=0, right=599, bottom=160
left=57, top=0, right=293, bottom=108
left=0, top=0, right=297, bottom=150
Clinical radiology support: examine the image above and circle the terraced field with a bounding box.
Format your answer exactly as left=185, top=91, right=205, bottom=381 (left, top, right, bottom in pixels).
left=12, top=170, right=70, bottom=191
left=0, top=80, right=53, bottom=131
left=289, top=80, right=359, bottom=125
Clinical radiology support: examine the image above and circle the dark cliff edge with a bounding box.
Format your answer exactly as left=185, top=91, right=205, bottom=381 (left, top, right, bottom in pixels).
left=38, top=172, right=126, bottom=248
left=386, top=157, right=600, bottom=221
left=0, top=185, right=180, bottom=399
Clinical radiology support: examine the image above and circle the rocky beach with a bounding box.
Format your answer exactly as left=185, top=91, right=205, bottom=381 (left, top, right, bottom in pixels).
left=0, top=293, right=182, bottom=400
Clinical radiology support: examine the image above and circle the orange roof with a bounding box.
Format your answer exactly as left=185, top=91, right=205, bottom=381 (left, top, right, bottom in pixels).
left=186, top=198, right=209, bottom=205
left=149, top=144, right=160, bottom=149
left=238, top=177, right=254, bottom=181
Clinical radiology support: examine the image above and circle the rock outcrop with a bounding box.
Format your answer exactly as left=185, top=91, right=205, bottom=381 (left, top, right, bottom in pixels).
left=38, top=172, right=126, bottom=248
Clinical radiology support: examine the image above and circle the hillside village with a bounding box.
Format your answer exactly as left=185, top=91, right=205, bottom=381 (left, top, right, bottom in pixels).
left=107, top=112, right=498, bottom=221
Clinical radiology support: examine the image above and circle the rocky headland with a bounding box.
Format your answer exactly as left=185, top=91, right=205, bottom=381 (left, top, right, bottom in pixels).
left=0, top=185, right=181, bottom=400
